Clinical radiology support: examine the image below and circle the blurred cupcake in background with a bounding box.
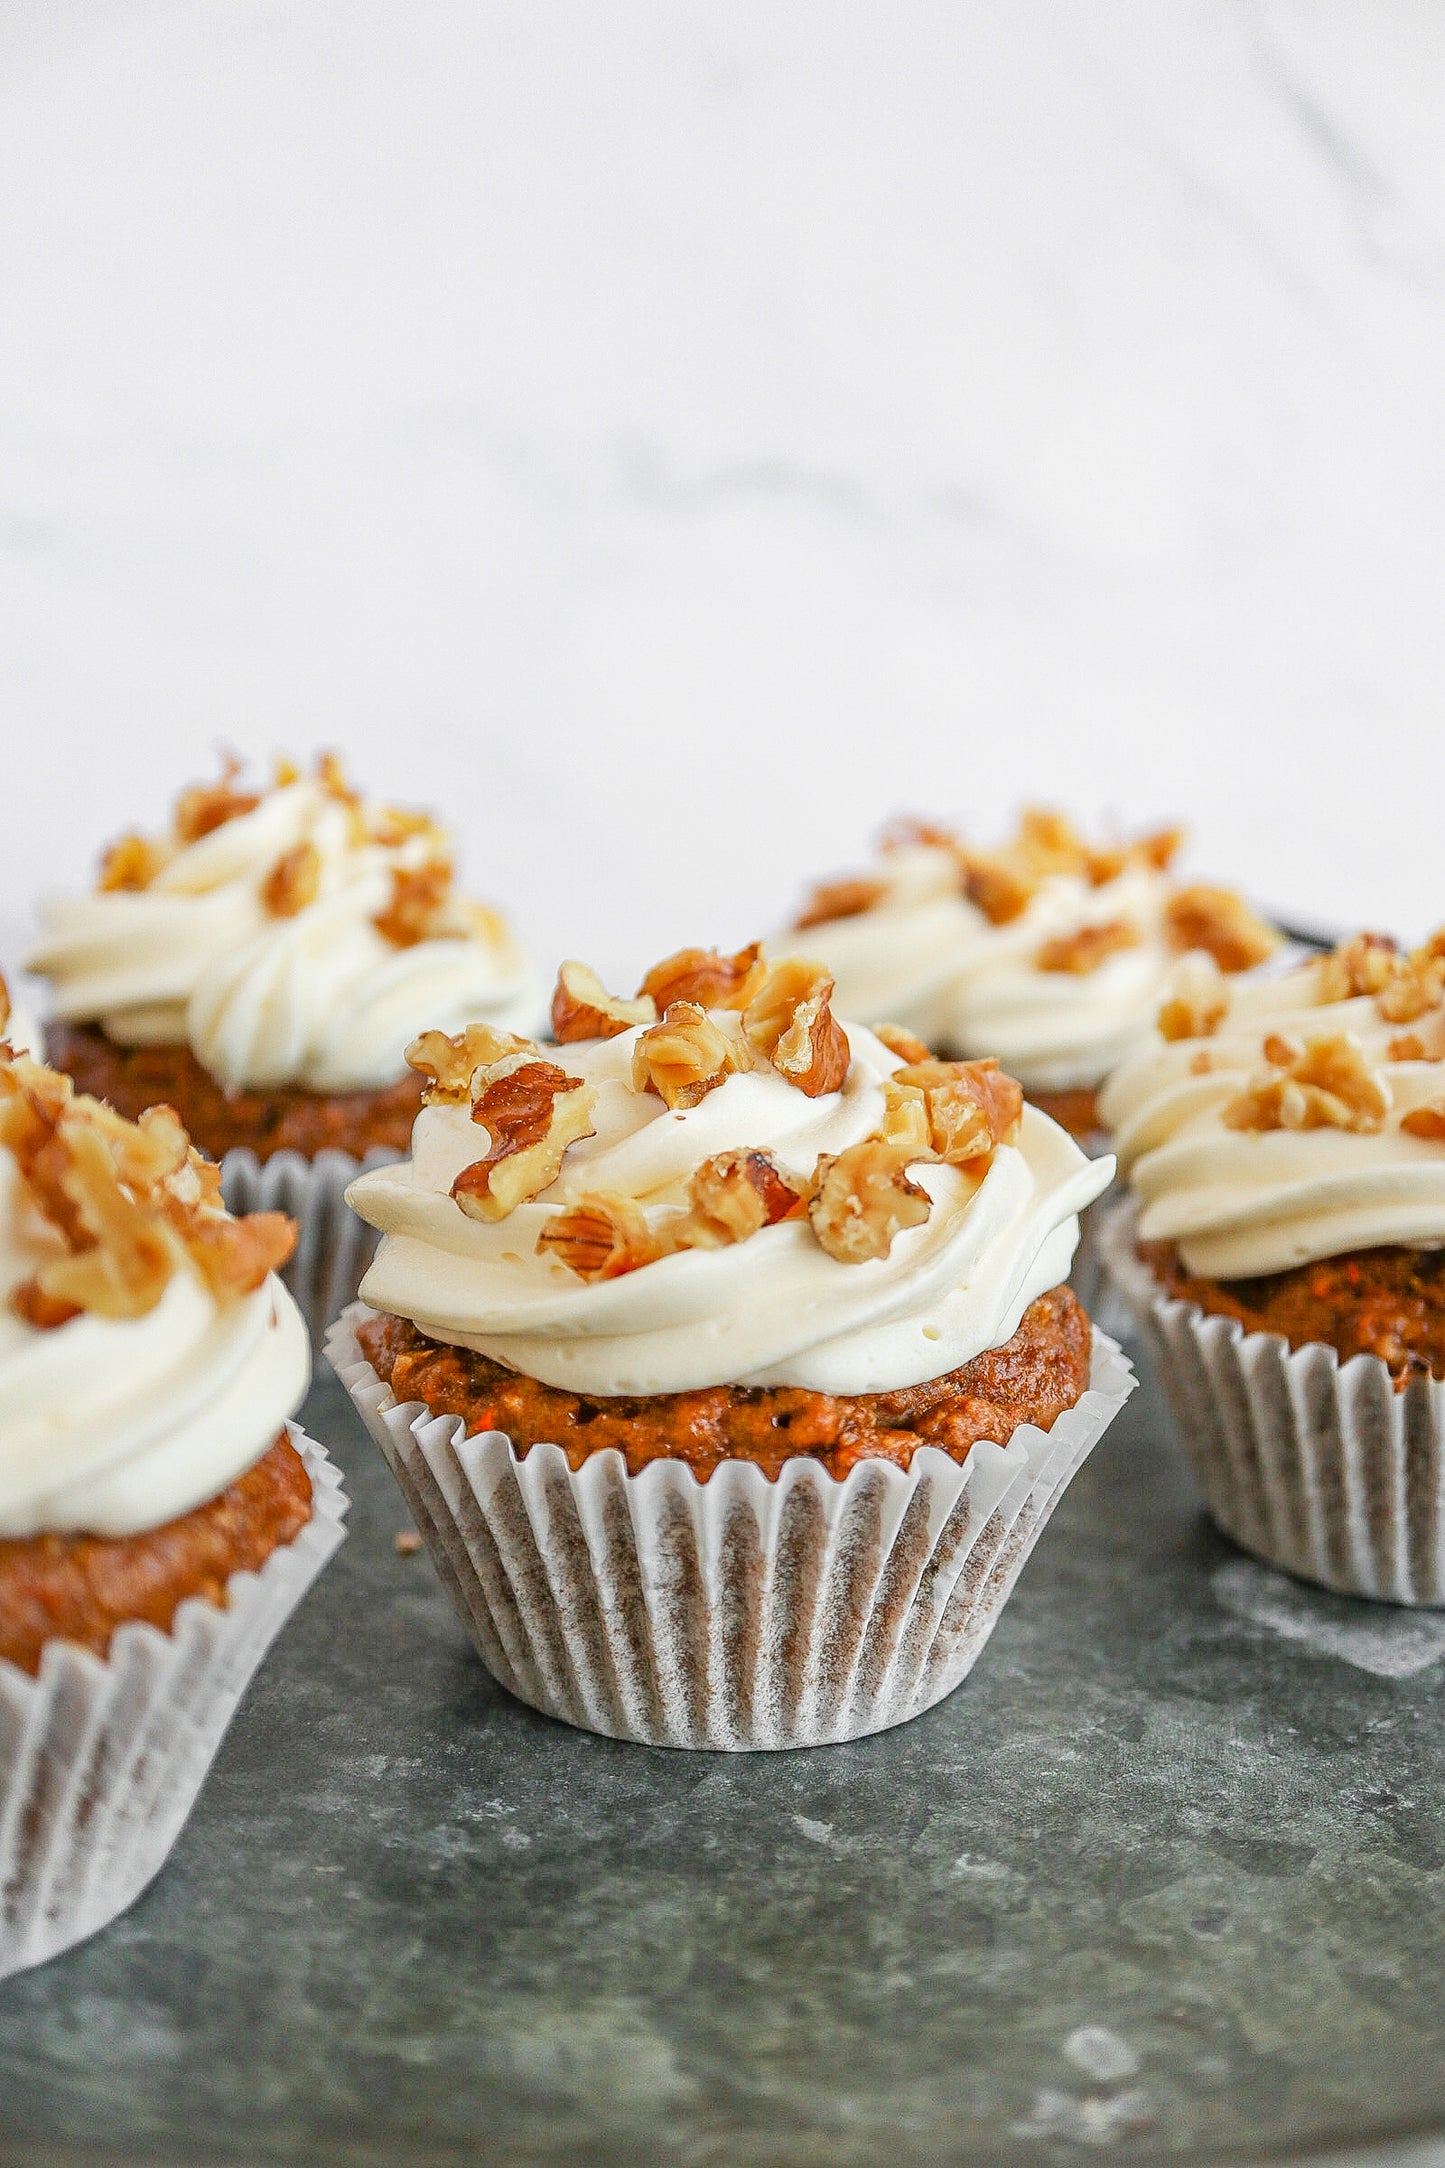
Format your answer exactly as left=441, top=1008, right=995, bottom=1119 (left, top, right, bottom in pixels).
left=329, top=944, right=1132, bottom=1750
left=30, top=753, right=539, bottom=1331
left=792, top=809, right=1280, bottom=1143
left=0, top=1047, right=345, bottom=1977
left=1100, top=930, right=1445, bottom=1604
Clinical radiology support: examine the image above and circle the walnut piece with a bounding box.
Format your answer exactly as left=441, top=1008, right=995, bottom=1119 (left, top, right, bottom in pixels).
left=681, top=1148, right=809, bottom=1247
left=260, top=840, right=322, bottom=919
left=1164, top=886, right=1279, bottom=973
left=536, top=1192, right=663, bottom=1279
left=890, top=1058, right=1023, bottom=1164
left=1, top=1051, right=294, bottom=1327
left=551, top=961, right=657, bottom=1044
left=742, top=959, right=850, bottom=1096
left=452, top=1060, right=597, bottom=1221
left=98, top=832, right=168, bottom=893
left=173, top=756, right=261, bottom=846
left=638, top=943, right=768, bottom=1013
left=374, top=857, right=454, bottom=947
left=1035, top=919, right=1140, bottom=976
left=809, top=1140, right=932, bottom=1264
left=1389, top=1034, right=1428, bottom=1062
left=406, top=1023, right=529, bottom=1104
left=1375, top=946, right=1445, bottom=1025
left=1158, top=957, right=1228, bottom=1042
left=875, top=1022, right=932, bottom=1064
left=1316, top=932, right=1400, bottom=1003
left=1401, top=1104, right=1445, bottom=1142
left=794, top=875, right=888, bottom=931
left=632, top=1002, right=746, bottom=1110
left=1223, top=1034, right=1389, bottom=1135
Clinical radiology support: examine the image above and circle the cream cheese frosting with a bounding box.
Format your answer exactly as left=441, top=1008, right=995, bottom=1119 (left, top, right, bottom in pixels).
left=1100, top=939, right=1445, bottom=1279
left=794, top=816, right=1279, bottom=1095
left=348, top=997, right=1112, bottom=1397
left=0, top=1069, right=310, bottom=1539
left=30, top=761, right=538, bottom=1093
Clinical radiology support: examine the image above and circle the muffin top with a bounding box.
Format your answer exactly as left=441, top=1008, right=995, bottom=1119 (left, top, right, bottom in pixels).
left=791, top=810, right=1279, bottom=1094
left=346, top=945, right=1112, bottom=1396
left=29, top=754, right=538, bottom=1094
left=1099, top=931, right=1445, bottom=1278
left=0, top=1051, right=309, bottom=1537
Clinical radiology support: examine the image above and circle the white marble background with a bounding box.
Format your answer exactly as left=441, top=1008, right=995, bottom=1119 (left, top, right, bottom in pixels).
left=2, top=1, right=1443, bottom=993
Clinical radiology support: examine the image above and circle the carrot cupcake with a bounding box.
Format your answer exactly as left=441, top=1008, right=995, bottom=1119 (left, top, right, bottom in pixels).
left=1099, top=931, right=1445, bottom=1603
left=328, top=947, right=1133, bottom=1749
left=30, top=753, right=538, bottom=1330
left=793, top=810, right=1280, bottom=1141
left=0, top=1049, right=345, bottom=1976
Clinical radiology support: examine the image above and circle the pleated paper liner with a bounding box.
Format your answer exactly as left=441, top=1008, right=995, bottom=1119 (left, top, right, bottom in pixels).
left=0, top=1430, right=348, bottom=1980
left=221, top=1147, right=398, bottom=1340
left=327, top=1305, right=1134, bottom=1750
left=1099, top=1202, right=1445, bottom=1606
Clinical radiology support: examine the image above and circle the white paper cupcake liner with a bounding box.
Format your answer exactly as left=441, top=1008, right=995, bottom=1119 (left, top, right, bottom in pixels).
left=1099, top=1201, right=1445, bottom=1606
left=326, top=1305, right=1133, bottom=1750
left=221, top=1147, right=398, bottom=1339
left=0, top=1428, right=348, bottom=1980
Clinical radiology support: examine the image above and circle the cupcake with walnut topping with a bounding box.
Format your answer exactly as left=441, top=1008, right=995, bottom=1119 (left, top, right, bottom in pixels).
left=793, top=809, right=1280, bottom=1141
left=327, top=944, right=1133, bottom=1750
left=1100, top=930, right=1445, bottom=1604
left=0, top=1049, right=346, bottom=1976
left=29, top=753, right=538, bottom=1331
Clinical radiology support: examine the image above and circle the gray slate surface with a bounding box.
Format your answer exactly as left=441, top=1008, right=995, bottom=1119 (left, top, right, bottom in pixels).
left=3, top=1348, right=1444, bottom=2167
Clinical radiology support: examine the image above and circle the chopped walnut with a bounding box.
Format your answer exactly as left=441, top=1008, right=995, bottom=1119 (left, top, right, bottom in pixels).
left=1158, top=957, right=1229, bottom=1042
left=742, top=959, right=850, bottom=1096
left=1401, top=1104, right=1445, bottom=1142
left=1036, top=919, right=1140, bottom=976
left=809, top=1140, right=932, bottom=1264
left=98, top=832, right=168, bottom=893
left=173, top=757, right=261, bottom=846
left=681, top=1148, right=808, bottom=1248
left=0, top=975, right=9, bottom=1044
left=1223, top=1034, right=1389, bottom=1135
left=1262, top=1033, right=1301, bottom=1067
left=452, top=1060, right=597, bottom=1221
left=891, top=1057, right=1023, bottom=1164
left=637, top=943, right=768, bottom=1013
left=260, top=841, right=322, bottom=918
left=551, top=961, right=657, bottom=1043
left=1164, top=886, right=1279, bottom=973
left=880, top=815, right=963, bottom=856
left=1, top=1051, right=294, bottom=1327
left=1389, top=1034, right=1429, bottom=1062
left=632, top=1002, right=745, bottom=1110
left=794, top=875, right=888, bottom=931
left=406, top=1023, right=529, bottom=1104
left=1316, top=932, right=1400, bottom=1003
left=1189, top=1050, right=1214, bottom=1075
left=958, top=848, right=1036, bottom=926
left=875, top=1022, right=932, bottom=1064
left=374, top=856, right=454, bottom=947
left=537, top=1192, right=663, bottom=1279
left=1375, top=947, right=1445, bottom=1025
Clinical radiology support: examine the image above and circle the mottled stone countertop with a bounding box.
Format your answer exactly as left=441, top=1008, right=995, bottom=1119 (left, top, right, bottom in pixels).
left=3, top=1341, right=1444, bottom=2167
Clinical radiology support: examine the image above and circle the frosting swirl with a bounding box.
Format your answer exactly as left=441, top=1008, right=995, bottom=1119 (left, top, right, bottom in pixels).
left=795, top=815, right=1278, bottom=1093
left=0, top=1058, right=310, bottom=1538
left=348, top=991, right=1111, bottom=1397
left=30, top=762, right=538, bottom=1093
left=1100, top=938, right=1445, bottom=1278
